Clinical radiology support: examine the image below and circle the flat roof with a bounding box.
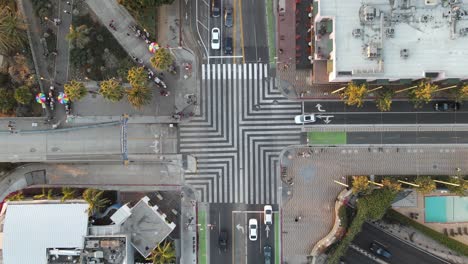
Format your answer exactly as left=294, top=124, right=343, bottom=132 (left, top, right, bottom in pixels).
left=318, top=0, right=468, bottom=80
left=2, top=202, right=89, bottom=264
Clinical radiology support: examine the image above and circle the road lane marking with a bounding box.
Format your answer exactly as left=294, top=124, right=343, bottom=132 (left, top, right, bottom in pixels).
left=239, top=0, right=245, bottom=64
left=233, top=0, right=237, bottom=64
left=198, top=20, right=209, bottom=31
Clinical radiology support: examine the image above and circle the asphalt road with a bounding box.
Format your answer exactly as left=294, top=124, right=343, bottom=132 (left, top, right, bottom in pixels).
left=344, top=247, right=378, bottom=264
left=350, top=222, right=450, bottom=264
left=241, top=0, right=269, bottom=63
left=209, top=204, right=277, bottom=264
left=303, top=101, right=468, bottom=125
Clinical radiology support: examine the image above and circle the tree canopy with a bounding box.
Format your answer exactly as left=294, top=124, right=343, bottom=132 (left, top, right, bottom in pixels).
left=14, top=85, right=32, bottom=104
left=126, top=85, right=152, bottom=109
left=409, top=80, right=438, bottom=108
left=64, top=80, right=88, bottom=101
left=82, top=188, right=110, bottom=216
left=351, top=175, right=371, bottom=195
left=375, top=89, right=394, bottom=112
left=66, top=25, right=91, bottom=49
left=446, top=177, right=468, bottom=196
left=146, top=240, right=176, bottom=264
left=341, top=82, right=368, bottom=107
left=0, top=88, right=16, bottom=113
left=0, top=7, right=26, bottom=54
left=414, top=176, right=436, bottom=194
left=99, top=79, right=124, bottom=102
left=150, top=48, right=174, bottom=71
left=127, top=66, right=148, bottom=88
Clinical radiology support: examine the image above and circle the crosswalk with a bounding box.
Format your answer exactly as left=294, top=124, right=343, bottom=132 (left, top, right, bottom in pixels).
left=180, top=63, right=302, bottom=204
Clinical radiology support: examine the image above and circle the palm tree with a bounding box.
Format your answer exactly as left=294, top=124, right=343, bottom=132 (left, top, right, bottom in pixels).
left=64, top=80, right=88, bottom=101
left=375, top=89, right=394, bottom=112
left=7, top=191, right=24, bottom=201
left=14, top=85, right=32, bottom=104
left=146, top=240, right=176, bottom=264
left=150, top=48, right=174, bottom=71
left=0, top=7, right=27, bottom=54
left=82, top=188, right=110, bottom=216
left=126, top=85, right=152, bottom=109
left=127, top=66, right=148, bottom=88
left=99, top=78, right=124, bottom=102
left=61, top=187, right=76, bottom=202
left=66, top=25, right=91, bottom=49
left=340, top=82, right=368, bottom=107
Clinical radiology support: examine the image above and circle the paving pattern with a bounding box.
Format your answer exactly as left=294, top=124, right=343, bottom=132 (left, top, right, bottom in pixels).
left=179, top=63, right=302, bottom=204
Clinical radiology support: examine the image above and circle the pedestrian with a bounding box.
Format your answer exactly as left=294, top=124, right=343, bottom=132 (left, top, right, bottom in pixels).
left=64, top=10, right=70, bottom=14
left=126, top=33, right=130, bottom=36
left=66, top=1, right=71, bottom=5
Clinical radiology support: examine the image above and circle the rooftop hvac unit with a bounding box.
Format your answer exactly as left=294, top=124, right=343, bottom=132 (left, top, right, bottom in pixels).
left=400, top=49, right=409, bottom=59
left=367, top=45, right=379, bottom=58
left=363, top=6, right=376, bottom=21
left=386, top=28, right=395, bottom=37
left=352, top=28, right=362, bottom=38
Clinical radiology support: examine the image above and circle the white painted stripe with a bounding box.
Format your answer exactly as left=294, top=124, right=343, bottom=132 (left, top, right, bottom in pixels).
left=253, top=63, right=258, bottom=79
left=202, top=64, right=206, bottom=80
left=264, top=64, right=268, bottom=79
left=228, top=64, right=231, bottom=79
left=248, top=63, right=253, bottom=80
left=243, top=64, right=247, bottom=80
left=222, top=64, right=226, bottom=80
left=217, top=64, right=221, bottom=80
left=207, top=64, right=211, bottom=80
left=259, top=63, right=263, bottom=82
left=233, top=63, right=237, bottom=80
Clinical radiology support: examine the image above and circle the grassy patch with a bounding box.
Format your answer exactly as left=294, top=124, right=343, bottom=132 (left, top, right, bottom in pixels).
left=265, top=0, right=276, bottom=67
left=136, top=7, right=158, bottom=37
left=308, top=132, right=347, bottom=145
left=274, top=213, right=280, bottom=264
left=198, top=209, right=207, bottom=264
left=385, top=209, right=468, bottom=256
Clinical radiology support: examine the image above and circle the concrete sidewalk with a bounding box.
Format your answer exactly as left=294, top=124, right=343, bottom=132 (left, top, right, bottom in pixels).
left=180, top=185, right=198, bottom=264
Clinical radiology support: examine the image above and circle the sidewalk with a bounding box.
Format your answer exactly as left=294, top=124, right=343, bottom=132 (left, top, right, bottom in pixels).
left=180, top=185, right=198, bottom=264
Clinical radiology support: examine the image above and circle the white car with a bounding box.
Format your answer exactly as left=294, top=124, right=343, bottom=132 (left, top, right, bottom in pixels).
left=211, top=27, right=220, bottom=50
left=248, top=218, right=258, bottom=241
left=264, top=205, right=273, bottom=225
left=294, top=114, right=316, bottom=124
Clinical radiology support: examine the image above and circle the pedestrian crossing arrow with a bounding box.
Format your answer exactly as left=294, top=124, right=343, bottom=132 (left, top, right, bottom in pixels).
left=265, top=225, right=270, bottom=238
left=316, top=115, right=334, bottom=124
left=236, top=224, right=244, bottom=234
left=315, top=104, right=326, bottom=112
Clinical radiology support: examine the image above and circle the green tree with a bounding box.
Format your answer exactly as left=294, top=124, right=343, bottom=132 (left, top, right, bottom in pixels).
left=14, top=85, right=32, bottom=104
left=127, top=66, right=148, bottom=88
left=66, top=25, right=91, bottom=49
left=126, top=85, right=152, bottom=109
left=375, top=89, right=394, bottom=112
left=446, top=177, right=468, bottom=196
left=61, top=187, right=76, bottom=202
left=64, top=80, right=88, bottom=101
left=146, top=240, right=176, bottom=264
left=452, top=84, right=468, bottom=102
left=0, top=7, right=26, bottom=54
left=7, top=191, right=24, bottom=201
left=82, top=188, right=110, bottom=216
left=352, top=175, right=371, bottom=195
left=0, top=88, right=16, bottom=113
left=341, top=82, right=368, bottom=107
left=414, top=176, right=436, bottom=194
left=99, top=79, right=124, bottom=102
left=150, top=48, right=174, bottom=71
left=118, top=0, right=175, bottom=13
left=409, top=80, right=438, bottom=108
left=381, top=178, right=402, bottom=193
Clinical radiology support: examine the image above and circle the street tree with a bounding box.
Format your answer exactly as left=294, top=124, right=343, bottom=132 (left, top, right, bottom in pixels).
left=341, top=82, right=368, bottom=107
left=452, top=84, right=468, bottom=102
left=414, top=176, right=436, bottom=194
left=61, top=187, right=76, bottom=202
left=375, top=89, right=394, bottom=112
left=352, top=175, right=371, bottom=195
left=446, top=177, right=468, bottom=196
left=66, top=25, right=91, bottom=49
left=146, top=240, right=176, bottom=264
left=408, top=80, right=438, bottom=108
left=150, top=48, right=174, bottom=71
left=7, top=191, right=24, bottom=201
left=14, top=85, right=32, bottom=104
left=0, top=7, right=26, bottom=54
left=0, top=88, right=16, bottom=114
left=118, top=0, right=175, bottom=13
left=82, top=188, right=110, bottom=216
left=64, top=80, right=88, bottom=101
left=126, top=85, right=152, bottom=109
left=99, top=79, right=124, bottom=102
left=127, top=66, right=148, bottom=88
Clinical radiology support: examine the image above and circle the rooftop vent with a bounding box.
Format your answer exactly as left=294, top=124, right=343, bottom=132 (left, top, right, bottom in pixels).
left=352, top=28, right=362, bottom=38
left=386, top=28, right=395, bottom=37
left=400, top=49, right=409, bottom=59
left=363, top=6, right=376, bottom=21
left=367, top=44, right=379, bottom=58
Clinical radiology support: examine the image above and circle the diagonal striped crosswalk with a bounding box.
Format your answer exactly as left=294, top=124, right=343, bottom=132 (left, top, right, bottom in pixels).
left=180, top=63, right=302, bottom=204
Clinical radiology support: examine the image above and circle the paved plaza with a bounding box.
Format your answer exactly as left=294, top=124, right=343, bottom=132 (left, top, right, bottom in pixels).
left=179, top=63, right=302, bottom=204
left=280, top=145, right=468, bottom=264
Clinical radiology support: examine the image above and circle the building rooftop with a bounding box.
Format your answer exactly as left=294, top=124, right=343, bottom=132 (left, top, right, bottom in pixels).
left=317, top=0, right=468, bottom=81
left=1, top=201, right=89, bottom=264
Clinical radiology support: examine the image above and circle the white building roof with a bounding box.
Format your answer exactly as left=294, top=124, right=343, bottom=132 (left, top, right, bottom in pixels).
left=2, top=202, right=89, bottom=264
left=318, top=0, right=468, bottom=81
left=110, top=204, right=131, bottom=225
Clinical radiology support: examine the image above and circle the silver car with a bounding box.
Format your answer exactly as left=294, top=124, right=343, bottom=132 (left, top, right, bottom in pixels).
left=294, top=114, right=316, bottom=124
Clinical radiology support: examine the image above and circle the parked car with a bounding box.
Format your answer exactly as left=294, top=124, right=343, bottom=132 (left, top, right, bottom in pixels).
left=264, top=205, right=273, bottom=225
left=433, top=101, right=460, bottom=111
left=248, top=218, right=258, bottom=241
left=369, top=242, right=392, bottom=259
left=224, top=7, right=233, bottom=27
left=263, top=245, right=272, bottom=264
left=294, top=114, right=316, bottom=124
left=218, top=230, right=228, bottom=251
left=211, top=27, right=220, bottom=50
left=224, top=37, right=233, bottom=55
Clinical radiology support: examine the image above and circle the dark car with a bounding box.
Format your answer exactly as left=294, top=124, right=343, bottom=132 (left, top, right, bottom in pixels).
left=224, top=37, right=233, bottom=55
left=224, top=7, right=233, bottom=27
left=369, top=242, right=392, bottom=259
left=433, top=101, right=460, bottom=111
left=264, top=245, right=272, bottom=264
left=218, top=231, right=227, bottom=251
left=211, top=0, right=220, bottom=17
